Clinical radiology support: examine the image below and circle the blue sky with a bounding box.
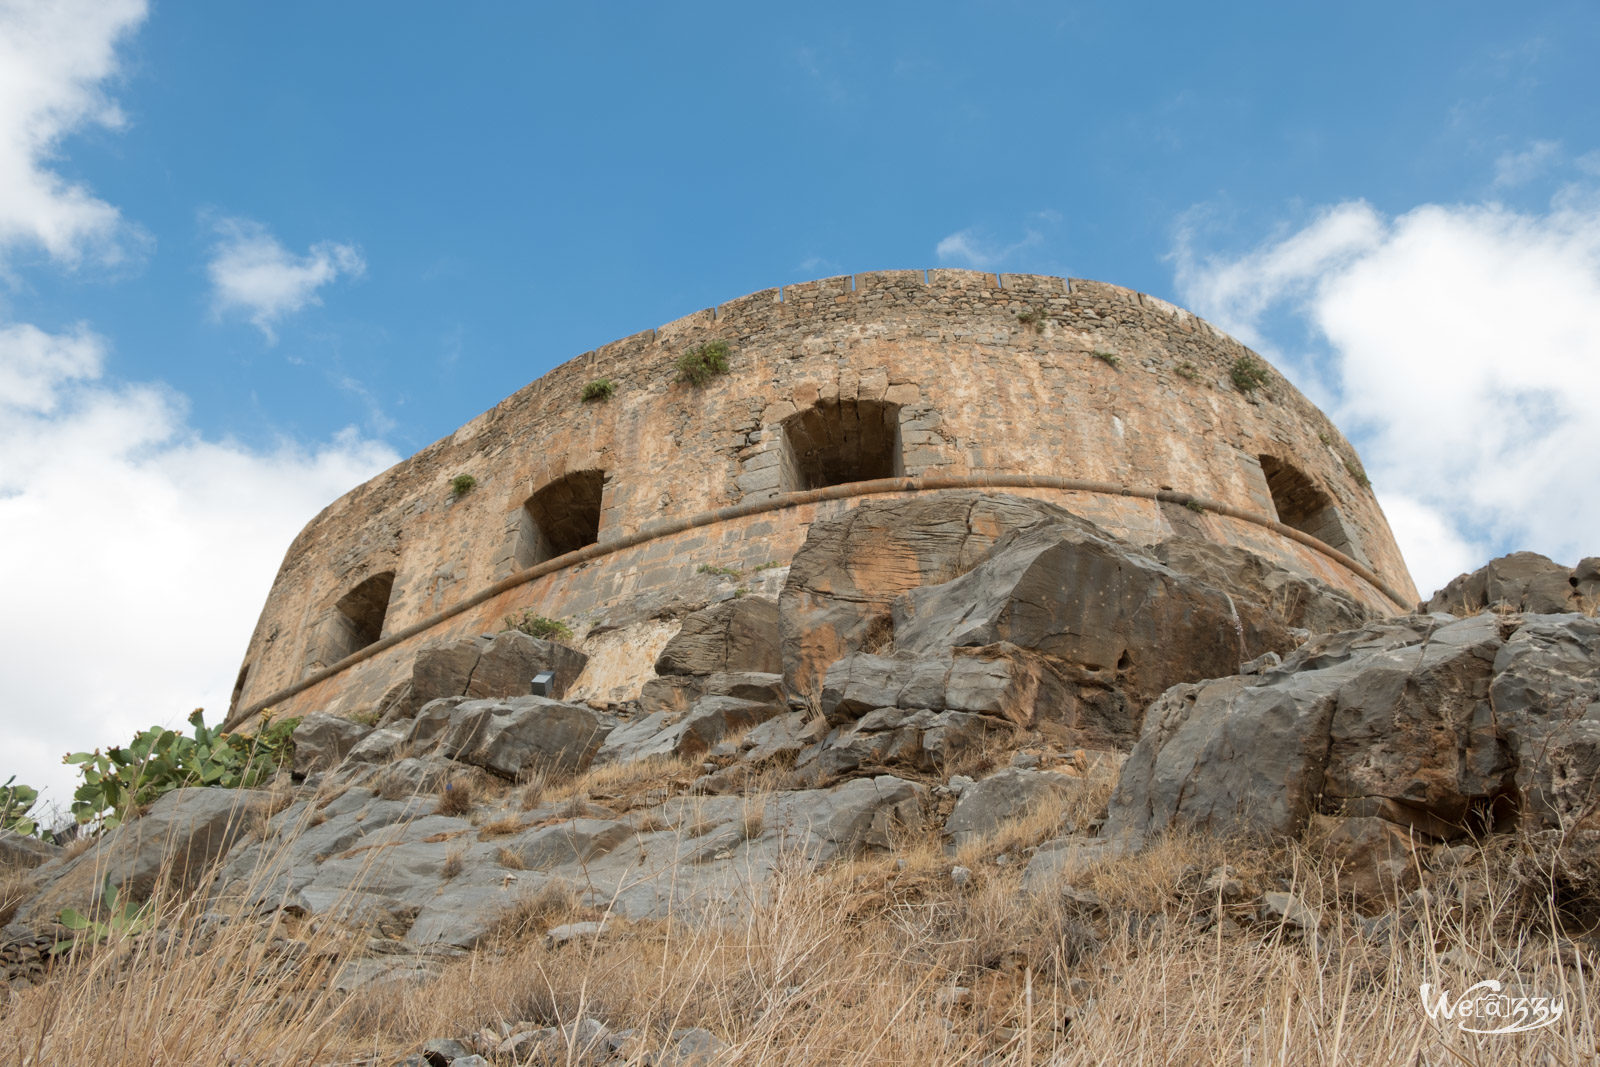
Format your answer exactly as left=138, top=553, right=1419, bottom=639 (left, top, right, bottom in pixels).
left=4, top=0, right=1599, bottom=809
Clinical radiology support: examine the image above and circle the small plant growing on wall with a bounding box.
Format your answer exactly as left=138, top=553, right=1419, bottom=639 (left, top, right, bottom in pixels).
left=581, top=378, right=615, bottom=402
left=1174, top=361, right=1201, bottom=382
left=1230, top=354, right=1270, bottom=393
left=451, top=474, right=478, bottom=496
left=1015, top=307, right=1049, bottom=332
left=676, top=340, right=730, bottom=386
left=1185, top=498, right=1206, bottom=514
left=503, top=612, right=574, bottom=641
left=1091, top=350, right=1121, bottom=368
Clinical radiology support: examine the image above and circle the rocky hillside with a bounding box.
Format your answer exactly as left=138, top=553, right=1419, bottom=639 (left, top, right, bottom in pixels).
left=2, top=495, right=1596, bottom=1065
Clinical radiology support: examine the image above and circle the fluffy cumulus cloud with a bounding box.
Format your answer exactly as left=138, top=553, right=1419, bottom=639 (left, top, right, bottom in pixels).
left=0, top=0, right=146, bottom=268
left=1173, top=189, right=1600, bottom=597
left=0, top=326, right=399, bottom=811
left=208, top=217, right=366, bottom=341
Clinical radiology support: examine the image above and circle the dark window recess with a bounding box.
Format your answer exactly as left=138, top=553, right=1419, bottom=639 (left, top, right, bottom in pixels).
left=780, top=399, right=903, bottom=491
left=1259, top=455, right=1356, bottom=555
left=326, top=571, right=396, bottom=662
left=514, top=469, right=605, bottom=569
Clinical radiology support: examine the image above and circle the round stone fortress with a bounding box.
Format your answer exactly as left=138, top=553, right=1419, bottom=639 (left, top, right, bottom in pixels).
left=224, top=270, right=1418, bottom=730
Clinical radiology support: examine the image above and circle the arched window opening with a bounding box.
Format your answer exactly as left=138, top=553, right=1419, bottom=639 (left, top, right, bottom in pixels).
left=514, top=469, right=606, bottom=569
left=1259, top=455, right=1356, bottom=555
left=780, top=398, right=903, bottom=491
left=327, top=571, right=395, bottom=662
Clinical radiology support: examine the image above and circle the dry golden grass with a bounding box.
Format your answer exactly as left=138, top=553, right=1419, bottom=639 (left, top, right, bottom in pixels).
left=548, top=754, right=700, bottom=809
left=433, top=779, right=473, bottom=817
left=0, top=863, right=35, bottom=927
left=476, top=813, right=526, bottom=838
left=4, top=790, right=1596, bottom=1066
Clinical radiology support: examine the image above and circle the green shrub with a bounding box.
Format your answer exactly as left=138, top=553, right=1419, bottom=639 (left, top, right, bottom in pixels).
left=1230, top=354, right=1270, bottom=393
left=1174, top=361, right=1201, bottom=382
left=65, top=709, right=300, bottom=830
left=697, top=563, right=741, bottom=578
left=1184, top=499, right=1206, bottom=514
left=676, top=340, right=730, bottom=386
left=581, top=378, right=615, bottom=402
left=502, top=612, right=574, bottom=641
left=1092, top=350, right=1121, bottom=369
left=450, top=473, right=478, bottom=496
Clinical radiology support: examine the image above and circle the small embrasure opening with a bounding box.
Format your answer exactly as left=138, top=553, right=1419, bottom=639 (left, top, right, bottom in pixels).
left=326, top=571, right=395, bottom=662
left=780, top=398, right=903, bottom=491
left=1259, top=455, right=1356, bottom=555
left=514, top=469, right=606, bottom=569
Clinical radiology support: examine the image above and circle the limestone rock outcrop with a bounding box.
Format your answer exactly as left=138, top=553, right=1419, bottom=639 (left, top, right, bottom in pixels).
left=789, top=494, right=1371, bottom=755
left=779, top=493, right=1074, bottom=697
left=654, top=598, right=781, bottom=678
left=405, top=631, right=589, bottom=716
left=1103, top=606, right=1600, bottom=900
left=12, top=787, right=273, bottom=928
left=1423, top=551, right=1600, bottom=616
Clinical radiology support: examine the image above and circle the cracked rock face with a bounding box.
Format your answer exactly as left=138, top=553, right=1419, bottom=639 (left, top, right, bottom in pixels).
left=1103, top=611, right=1600, bottom=854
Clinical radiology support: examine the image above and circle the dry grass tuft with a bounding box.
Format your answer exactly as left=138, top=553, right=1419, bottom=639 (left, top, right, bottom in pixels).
left=439, top=847, right=466, bottom=881
left=551, top=754, right=699, bottom=809
left=476, top=813, right=525, bottom=838
left=0, top=863, right=35, bottom=927
left=495, top=846, right=526, bottom=871
left=434, top=780, right=472, bottom=817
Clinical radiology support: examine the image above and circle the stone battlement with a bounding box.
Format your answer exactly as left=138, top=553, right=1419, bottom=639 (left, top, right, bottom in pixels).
left=226, top=271, right=1417, bottom=729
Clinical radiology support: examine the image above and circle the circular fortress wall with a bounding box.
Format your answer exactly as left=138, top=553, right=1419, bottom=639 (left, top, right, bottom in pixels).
left=225, top=271, right=1418, bottom=727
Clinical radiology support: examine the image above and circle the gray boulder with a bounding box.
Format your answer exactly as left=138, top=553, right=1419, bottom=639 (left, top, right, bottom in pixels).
left=436, top=696, right=615, bottom=779
left=292, top=712, right=374, bottom=776
left=1489, top=614, right=1600, bottom=830
left=1104, top=614, right=1498, bottom=843
left=893, top=520, right=1260, bottom=716
left=1103, top=609, right=1600, bottom=881
left=1151, top=538, right=1374, bottom=636
left=596, top=695, right=784, bottom=766
left=639, top=671, right=786, bottom=716
left=0, top=829, right=59, bottom=870
left=1424, top=551, right=1599, bottom=615
left=802, top=708, right=1005, bottom=780
left=411, top=631, right=588, bottom=712
left=344, top=725, right=408, bottom=765
left=14, top=787, right=273, bottom=927
left=780, top=492, right=1073, bottom=696
left=945, top=768, right=1081, bottom=848
left=655, top=598, right=781, bottom=677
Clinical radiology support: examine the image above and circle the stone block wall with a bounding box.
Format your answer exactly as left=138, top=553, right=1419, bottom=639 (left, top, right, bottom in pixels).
left=226, top=271, right=1418, bottom=726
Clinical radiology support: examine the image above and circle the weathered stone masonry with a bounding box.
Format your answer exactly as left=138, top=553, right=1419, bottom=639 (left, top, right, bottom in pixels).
left=224, top=270, right=1418, bottom=729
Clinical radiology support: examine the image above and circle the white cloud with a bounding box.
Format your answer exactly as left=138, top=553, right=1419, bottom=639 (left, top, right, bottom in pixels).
left=208, top=217, right=366, bottom=341
left=0, top=321, right=104, bottom=412
left=0, top=0, right=146, bottom=269
left=1173, top=191, right=1600, bottom=598
left=0, top=323, right=399, bottom=812
left=1493, top=140, right=1562, bottom=188
left=936, top=227, right=1044, bottom=270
